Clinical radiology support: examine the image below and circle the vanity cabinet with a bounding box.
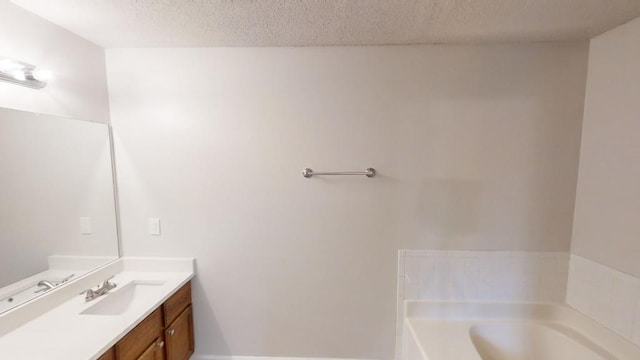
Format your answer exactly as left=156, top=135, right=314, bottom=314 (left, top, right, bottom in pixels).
left=98, top=348, right=116, bottom=360
left=165, top=305, right=194, bottom=360
left=137, top=338, right=166, bottom=360
left=163, top=282, right=194, bottom=360
left=116, top=308, right=164, bottom=360
left=99, top=282, right=193, bottom=360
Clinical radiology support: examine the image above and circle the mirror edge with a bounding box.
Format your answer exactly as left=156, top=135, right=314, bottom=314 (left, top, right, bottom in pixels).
left=107, top=123, right=123, bottom=259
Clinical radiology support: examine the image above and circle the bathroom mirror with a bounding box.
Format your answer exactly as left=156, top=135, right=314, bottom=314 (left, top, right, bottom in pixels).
left=0, top=107, right=119, bottom=313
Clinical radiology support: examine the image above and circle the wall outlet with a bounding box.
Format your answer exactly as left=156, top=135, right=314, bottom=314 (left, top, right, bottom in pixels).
left=80, top=217, right=92, bottom=235
left=148, top=218, right=161, bottom=236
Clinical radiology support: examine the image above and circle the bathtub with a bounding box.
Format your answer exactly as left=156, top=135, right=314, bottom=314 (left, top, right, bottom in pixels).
left=402, top=302, right=640, bottom=360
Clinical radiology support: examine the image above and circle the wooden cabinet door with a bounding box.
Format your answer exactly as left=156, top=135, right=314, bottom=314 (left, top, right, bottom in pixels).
left=97, top=347, right=115, bottom=360
left=165, top=306, right=194, bottom=360
left=137, top=338, right=166, bottom=360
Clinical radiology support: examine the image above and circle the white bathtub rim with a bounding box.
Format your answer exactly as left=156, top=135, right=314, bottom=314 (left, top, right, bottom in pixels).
left=404, top=301, right=640, bottom=360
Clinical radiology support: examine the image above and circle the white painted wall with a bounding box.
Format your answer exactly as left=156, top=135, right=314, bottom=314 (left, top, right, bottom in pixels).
left=0, top=0, right=110, bottom=123
left=106, top=44, right=588, bottom=359
left=0, top=108, right=119, bottom=288
left=571, top=17, right=640, bottom=278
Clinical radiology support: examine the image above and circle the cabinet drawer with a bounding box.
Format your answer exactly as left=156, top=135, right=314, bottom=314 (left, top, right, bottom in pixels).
left=163, top=282, right=191, bottom=325
left=116, top=308, right=163, bottom=360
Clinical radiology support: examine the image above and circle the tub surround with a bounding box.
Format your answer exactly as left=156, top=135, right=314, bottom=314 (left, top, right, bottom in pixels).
left=396, top=250, right=569, bottom=359
left=567, top=254, right=640, bottom=345
left=399, top=250, right=569, bottom=303
left=0, top=257, right=194, bottom=360
left=403, top=302, right=640, bottom=360
left=397, top=252, right=640, bottom=359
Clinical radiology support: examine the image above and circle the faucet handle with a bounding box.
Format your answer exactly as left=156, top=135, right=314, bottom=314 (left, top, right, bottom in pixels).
left=102, top=276, right=117, bottom=289
left=80, top=288, right=96, bottom=301
left=60, top=274, right=75, bottom=284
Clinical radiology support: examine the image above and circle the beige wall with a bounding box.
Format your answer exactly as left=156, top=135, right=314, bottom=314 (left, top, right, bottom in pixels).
left=571, top=17, right=640, bottom=278
left=0, top=0, right=110, bottom=123
left=106, top=44, right=588, bottom=359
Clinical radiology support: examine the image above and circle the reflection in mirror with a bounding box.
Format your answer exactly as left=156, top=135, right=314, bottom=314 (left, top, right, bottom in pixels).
left=0, top=108, right=119, bottom=313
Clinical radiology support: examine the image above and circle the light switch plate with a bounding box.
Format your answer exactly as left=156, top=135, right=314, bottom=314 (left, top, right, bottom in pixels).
left=148, top=218, right=161, bottom=236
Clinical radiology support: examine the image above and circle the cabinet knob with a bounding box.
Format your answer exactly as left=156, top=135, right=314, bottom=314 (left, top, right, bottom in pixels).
left=157, top=341, right=165, bottom=348
left=169, top=329, right=175, bottom=336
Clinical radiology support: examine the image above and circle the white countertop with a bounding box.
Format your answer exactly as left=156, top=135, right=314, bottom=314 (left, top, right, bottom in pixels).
left=0, top=258, right=194, bottom=360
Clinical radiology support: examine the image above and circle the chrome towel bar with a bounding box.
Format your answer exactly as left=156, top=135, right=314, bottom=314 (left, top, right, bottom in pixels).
left=302, top=168, right=376, bottom=178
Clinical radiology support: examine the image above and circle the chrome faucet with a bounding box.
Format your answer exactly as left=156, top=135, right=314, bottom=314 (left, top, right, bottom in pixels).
left=35, top=280, right=57, bottom=293
left=34, top=274, right=75, bottom=294
left=81, top=276, right=117, bottom=302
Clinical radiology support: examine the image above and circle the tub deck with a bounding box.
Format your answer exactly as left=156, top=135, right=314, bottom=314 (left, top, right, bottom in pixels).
left=403, top=302, right=640, bottom=360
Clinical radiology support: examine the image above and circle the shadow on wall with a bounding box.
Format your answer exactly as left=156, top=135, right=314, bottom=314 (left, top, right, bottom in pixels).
left=416, top=178, right=484, bottom=247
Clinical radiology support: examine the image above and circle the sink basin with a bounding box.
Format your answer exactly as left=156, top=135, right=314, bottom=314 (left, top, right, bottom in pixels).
left=81, top=280, right=165, bottom=316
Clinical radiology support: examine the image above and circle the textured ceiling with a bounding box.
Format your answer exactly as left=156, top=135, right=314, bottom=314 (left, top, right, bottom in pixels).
left=11, top=0, right=640, bottom=47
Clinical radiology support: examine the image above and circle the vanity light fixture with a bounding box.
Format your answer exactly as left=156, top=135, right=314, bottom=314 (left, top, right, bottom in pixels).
left=0, top=57, right=51, bottom=89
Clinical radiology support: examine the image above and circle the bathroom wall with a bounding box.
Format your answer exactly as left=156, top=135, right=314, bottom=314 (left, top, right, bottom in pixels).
left=106, top=43, right=589, bottom=359
left=566, top=17, right=640, bottom=346
left=0, top=0, right=110, bottom=123
left=571, top=17, right=640, bottom=278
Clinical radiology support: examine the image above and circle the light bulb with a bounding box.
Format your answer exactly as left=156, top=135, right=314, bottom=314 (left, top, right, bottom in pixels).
left=9, top=70, right=26, bottom=81
left=32, top=68, right=52, bottom=82
left=0, top=59, right=21, bottom=73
